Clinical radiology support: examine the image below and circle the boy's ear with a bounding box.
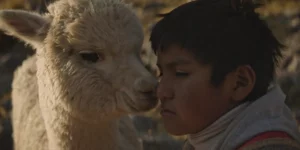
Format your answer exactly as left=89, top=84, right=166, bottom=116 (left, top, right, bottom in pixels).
left=0, top=10, right=51, bottom=48
left=232, top=65, right=256, bottom=102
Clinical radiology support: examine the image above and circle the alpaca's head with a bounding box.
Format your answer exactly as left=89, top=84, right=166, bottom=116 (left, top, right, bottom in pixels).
left=0, top=0, right=158, bottom=121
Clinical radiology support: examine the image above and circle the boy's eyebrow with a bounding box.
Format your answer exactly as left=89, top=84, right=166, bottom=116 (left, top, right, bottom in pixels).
left=157, top=58, right=191, bottom=69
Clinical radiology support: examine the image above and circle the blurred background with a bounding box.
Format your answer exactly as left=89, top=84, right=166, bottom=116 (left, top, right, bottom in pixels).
left=0, top=0, right=300, bottom=150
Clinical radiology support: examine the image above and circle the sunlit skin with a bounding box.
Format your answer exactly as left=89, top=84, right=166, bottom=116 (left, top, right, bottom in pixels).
left=156, top=45, right=256, bottom=135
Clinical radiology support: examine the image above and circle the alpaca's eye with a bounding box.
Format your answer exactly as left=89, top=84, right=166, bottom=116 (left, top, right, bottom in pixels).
left=79, top=51, right=103, bottom=63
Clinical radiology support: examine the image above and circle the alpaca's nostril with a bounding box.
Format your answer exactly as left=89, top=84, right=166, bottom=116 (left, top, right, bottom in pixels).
left=134, top=77, right=158, bottom=94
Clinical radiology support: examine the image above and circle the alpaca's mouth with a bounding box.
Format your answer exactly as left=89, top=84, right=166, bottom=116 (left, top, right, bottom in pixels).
left=133, top=94, right=158, bottom=111
left=118, top=91, right=140, bottom=112
left=126, top=100, right=140, bottom=112
left=119, top=91, right=157, bottom=112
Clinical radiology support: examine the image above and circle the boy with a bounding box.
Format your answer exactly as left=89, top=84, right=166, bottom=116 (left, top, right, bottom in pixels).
left=150, top=0, right=300, bottom=149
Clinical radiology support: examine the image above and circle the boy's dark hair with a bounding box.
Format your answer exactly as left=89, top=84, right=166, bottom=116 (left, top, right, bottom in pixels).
left=150, top=0, right=283, bottom=102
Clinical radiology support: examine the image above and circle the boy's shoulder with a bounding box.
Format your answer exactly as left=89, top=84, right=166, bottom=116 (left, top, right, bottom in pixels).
left=239, top=131, right=300, bottom=150
left=182, top=131, right=300, bottom=150
left=239, top=137, right=300, bottom=150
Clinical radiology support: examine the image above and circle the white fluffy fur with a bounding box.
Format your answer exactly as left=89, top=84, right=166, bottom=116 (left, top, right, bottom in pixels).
left=0, top=0, right=158, bottom=149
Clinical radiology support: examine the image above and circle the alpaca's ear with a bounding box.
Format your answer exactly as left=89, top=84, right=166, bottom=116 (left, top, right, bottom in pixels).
left=0, top=10, right=51, bottom=47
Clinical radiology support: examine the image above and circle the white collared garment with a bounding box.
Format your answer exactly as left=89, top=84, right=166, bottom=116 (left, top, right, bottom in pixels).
left=187, top=102, right=250, bottom=150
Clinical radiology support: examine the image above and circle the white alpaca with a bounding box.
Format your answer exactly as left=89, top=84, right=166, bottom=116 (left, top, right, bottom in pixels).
left=0, top=0, right=158, bottom=149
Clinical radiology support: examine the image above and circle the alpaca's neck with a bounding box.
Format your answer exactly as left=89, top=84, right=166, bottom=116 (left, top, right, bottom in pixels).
left=44, top=108, right=120, bottom=150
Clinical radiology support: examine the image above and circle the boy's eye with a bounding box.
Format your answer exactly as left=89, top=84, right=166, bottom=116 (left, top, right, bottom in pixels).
left=175, top=71, right=189, bottom=77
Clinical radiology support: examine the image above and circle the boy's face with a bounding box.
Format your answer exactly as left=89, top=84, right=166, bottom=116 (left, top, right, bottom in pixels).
left=156, top=45, right=238, bottom=135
